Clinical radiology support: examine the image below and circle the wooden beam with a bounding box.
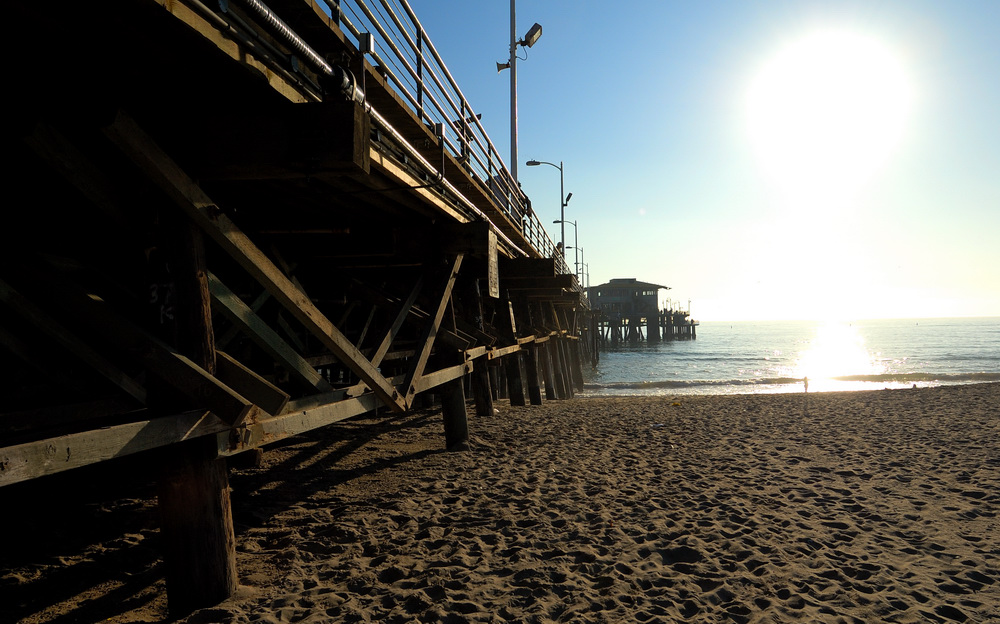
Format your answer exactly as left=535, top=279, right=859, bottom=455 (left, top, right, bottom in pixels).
left=500, top=257, right=557, bottom=278
left=370, top=276, right=423, bottom=367
left=103, top=111, right=405, bottom=412
left=215, top=351, right=289, bottom=416
left=246, top=394, right=380, bottom=450
left=501, top=274, right=576, bottom=290
left=194, top=100, right=370, bottom=180
left=0, top=410, right=228, bottom=487
left=400, top=255, right=463, bottom=406
left=413, top=361, right=473, bottom=394
left=208, top=272, right=333, bottom=392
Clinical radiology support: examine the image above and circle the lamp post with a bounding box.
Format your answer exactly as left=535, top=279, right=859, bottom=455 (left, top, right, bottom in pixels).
left=553, top=219, right=579, bottom=281
left=496, top=3, right=542, bottom=182
left=526, top=159, right=571, bottom=255
left=568, top=246, right=584, bottom=288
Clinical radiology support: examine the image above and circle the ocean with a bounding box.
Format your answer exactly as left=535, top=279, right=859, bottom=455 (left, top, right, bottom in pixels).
left=582, top=317, right=1000, bottom=396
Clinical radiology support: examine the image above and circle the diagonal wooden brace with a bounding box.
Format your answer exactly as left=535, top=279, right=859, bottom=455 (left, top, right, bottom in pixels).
left=104, top=111, right=406, bottom=412
left=207, top=272, right=333, bottom=393
left=400, top=255, right=464, bottom=407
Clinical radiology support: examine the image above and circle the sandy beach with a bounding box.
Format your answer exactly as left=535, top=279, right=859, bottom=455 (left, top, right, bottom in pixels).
left=3, top=383, right=999, bottom=623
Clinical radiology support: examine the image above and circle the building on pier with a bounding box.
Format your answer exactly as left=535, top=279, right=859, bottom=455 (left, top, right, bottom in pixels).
left=588, top=278, right=697, bottom=346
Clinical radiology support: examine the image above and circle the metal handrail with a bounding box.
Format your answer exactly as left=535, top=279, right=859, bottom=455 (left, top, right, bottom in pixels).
left=327, top=0, right=572, bottom=277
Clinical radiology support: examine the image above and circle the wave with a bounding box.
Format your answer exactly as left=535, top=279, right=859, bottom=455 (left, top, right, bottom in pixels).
left=585, top=372, right=1000, bottom=392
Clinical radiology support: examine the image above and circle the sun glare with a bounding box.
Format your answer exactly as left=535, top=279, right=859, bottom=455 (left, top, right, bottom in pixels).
left=747, top=30, right=912, bottom=211
left=793, top=323, right=885, bottom=390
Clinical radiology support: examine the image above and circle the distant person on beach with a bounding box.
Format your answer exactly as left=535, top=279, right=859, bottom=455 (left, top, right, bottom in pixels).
left=804, top=376, right=809, bottom=393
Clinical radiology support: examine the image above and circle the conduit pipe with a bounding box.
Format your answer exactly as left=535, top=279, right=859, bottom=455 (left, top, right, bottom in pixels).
left=234, top=0, right=363, bottom=102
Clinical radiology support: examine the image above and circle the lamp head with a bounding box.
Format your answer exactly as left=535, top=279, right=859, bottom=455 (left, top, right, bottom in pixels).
left=565, top=192, right=573, bottom=204
left=521, top=23, right=543, bottom=48
left=526, top=160, right=541, bottom=166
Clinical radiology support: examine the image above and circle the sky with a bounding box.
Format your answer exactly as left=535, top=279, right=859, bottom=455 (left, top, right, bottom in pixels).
left=405, top=0, right=1000, bottom=321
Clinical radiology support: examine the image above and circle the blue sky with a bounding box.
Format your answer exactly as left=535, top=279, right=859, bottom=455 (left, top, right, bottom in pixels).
left=408, top=1, right=1000, bottom=321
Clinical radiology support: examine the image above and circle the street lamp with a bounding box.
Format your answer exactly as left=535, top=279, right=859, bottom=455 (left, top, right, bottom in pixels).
left=568, top=246, right=584, bottom=289
left=526, top=159, right=571, bottom=254
left=496, top=2, right=542, bottom=182
left=553, top=219, right=579, bottom=281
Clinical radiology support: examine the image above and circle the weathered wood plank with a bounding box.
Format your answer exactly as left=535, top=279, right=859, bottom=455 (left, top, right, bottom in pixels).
left=487, top=344, right=522, bottom=359
left=413, top=361, right=473, bottom=394
left=0, top=410, right=227, bottom=487
left=215, top=351, right=290, bottom=416
left=207, top=272, right=333, bottom=392
left=249, top=394, right=380, bottom=450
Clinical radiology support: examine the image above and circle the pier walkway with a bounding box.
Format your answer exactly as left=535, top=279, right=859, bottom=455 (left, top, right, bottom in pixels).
left=2, top=0, right=589, bottom=615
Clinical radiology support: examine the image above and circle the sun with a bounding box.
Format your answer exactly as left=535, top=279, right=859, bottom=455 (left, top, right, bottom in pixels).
left=746, top=29, right=912, bottom=211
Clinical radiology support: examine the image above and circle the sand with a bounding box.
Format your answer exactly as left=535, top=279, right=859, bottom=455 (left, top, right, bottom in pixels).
left=3, top=383, right=999, bottom=623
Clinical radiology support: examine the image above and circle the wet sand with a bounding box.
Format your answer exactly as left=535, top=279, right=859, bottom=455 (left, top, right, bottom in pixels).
left=4, top=383, right=999, bottom=623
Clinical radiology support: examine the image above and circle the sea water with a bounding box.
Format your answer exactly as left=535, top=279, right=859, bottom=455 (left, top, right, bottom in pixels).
left=582, top=317, right=1000, bottom=396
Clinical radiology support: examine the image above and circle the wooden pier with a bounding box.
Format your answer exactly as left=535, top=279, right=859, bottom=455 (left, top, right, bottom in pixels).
left=2, top=0, right=590, bottom=616
left=589, top=278, right=698, bottom=346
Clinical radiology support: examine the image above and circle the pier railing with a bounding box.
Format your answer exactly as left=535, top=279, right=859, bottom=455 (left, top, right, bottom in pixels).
left=324, top=0, right=573, bottom=278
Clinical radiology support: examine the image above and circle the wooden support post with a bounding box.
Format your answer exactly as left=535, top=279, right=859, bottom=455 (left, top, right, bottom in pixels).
left=505, top=352, right=526, bottom=406
left=540, top=341, right=558, bottom=400
left=524, top=346, right=543, bottom=405
left=559, top=339, right=575, bottom=398
left=550, top=338, right=569, bottom=400
left=158, top=440, right=238, bottom=616
left=490, top=362, right=502, bottom=400
left=471, top=359, right=494, bottom=417
left=570, top=340, right=585, bottom=392
left=439, top=376, right=469, bottom=451
left=590, top=313, right=600, bottom=367
left=157, top=222, right=237, bottom=616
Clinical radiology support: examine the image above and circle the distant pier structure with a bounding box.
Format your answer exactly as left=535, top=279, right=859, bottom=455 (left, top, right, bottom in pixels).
left=588, top=278, right=698, bottom=346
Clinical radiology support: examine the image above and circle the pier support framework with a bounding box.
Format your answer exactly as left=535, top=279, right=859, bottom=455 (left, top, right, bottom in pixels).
left=1, top=0, right=592, bottom=618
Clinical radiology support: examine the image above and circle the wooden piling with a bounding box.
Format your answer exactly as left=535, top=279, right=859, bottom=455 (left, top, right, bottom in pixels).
left=440, top=377, right=470, bottom=450
left=471, top=361, right=494, bottom=417
left=570, top=339, right=585, bottom=392
left=552, top=338, right=571, bottom=399
left=505, top=352, right=527, bottom=406
left=540, top=341, right=557, bottom=400
left=158, top=441, right=238, bottom=616
left=156, top=221, right=237, bottom=616
left=524, top=346, right=544, bottom=405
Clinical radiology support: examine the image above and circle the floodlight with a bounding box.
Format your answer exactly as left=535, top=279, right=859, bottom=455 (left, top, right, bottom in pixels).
left=521, top=23, right=543, bottom=48
left=359, top=33, right=375, bottom=55
left=564, top=192, right=573, bottom=204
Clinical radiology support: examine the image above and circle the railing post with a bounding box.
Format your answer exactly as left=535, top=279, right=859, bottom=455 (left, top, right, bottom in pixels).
left=416, top=25, right=424, bottom=115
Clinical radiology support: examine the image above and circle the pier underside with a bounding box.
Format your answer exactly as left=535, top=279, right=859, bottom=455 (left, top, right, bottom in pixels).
left=2, top=0, right=589, bottom=615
